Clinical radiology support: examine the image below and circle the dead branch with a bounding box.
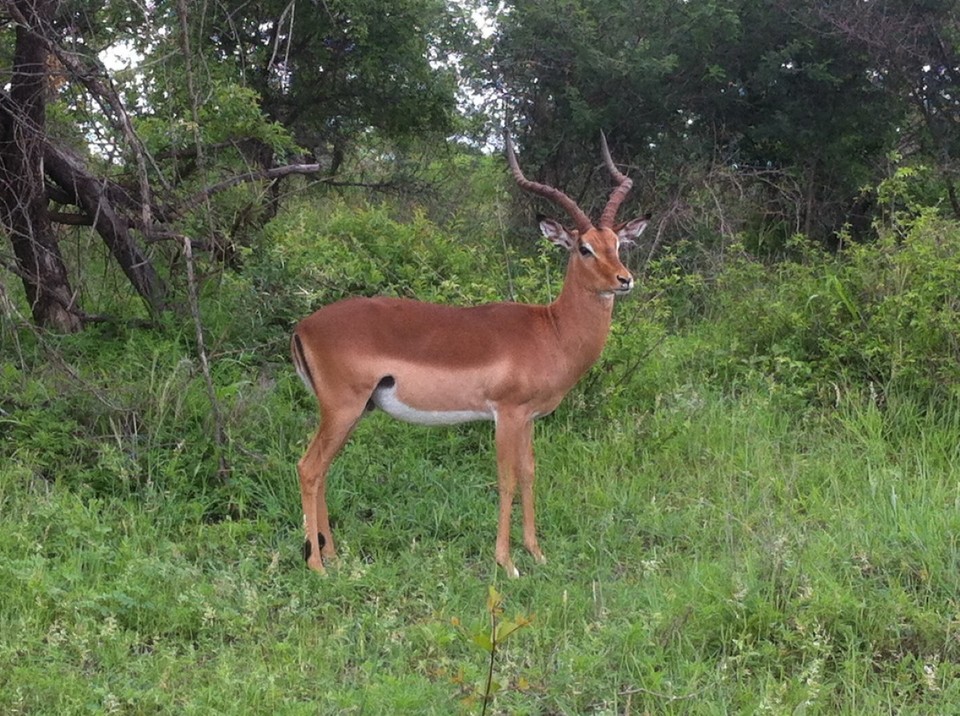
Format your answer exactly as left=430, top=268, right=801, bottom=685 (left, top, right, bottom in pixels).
left=178, top=162, right=322, bottom=215
left=180, top=232, right=230, bottom=482
left=42, top=138, right=167, bottom=314
left=48, top=211, right=91, bottom=226
left=175, top=0, right=230, bottom=482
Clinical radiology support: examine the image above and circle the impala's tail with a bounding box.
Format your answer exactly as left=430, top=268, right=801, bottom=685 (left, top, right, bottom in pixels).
left=291, top=331, right=317, bottom=395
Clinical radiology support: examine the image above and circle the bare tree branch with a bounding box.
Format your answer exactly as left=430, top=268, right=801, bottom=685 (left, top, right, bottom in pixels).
left=181, top=232, right=230, bottom=483
left=175, top=0, right=231, bottom=481
left=48, top=211, right=91, bottom=225
left=42, top=138, right=167, bottom=314
left=178, top=163, right=322, bottom=214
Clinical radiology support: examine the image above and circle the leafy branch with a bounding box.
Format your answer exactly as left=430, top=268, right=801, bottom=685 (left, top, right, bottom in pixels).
left=454, top=586, right=533, bottom=714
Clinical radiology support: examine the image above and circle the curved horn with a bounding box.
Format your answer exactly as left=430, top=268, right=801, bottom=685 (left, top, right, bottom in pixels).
left=505, top=132, right=593, bottom=235
left=598, top=131, right=633, bottom=229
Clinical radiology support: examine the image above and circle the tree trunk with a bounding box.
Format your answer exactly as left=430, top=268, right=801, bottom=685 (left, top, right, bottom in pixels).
left=0, top=0, right=81, bottom=332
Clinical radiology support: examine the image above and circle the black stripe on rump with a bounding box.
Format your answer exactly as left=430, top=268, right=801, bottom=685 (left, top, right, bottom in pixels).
left=293, top=332, right=318, bottom=394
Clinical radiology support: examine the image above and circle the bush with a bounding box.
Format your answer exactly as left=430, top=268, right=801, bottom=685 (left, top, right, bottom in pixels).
left=232, top=200, right=507, bottom=355
left=698, top=211, right=960, bottom=405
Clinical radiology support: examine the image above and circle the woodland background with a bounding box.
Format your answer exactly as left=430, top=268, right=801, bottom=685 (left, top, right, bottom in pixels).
left=2, top=0, right=960, bottom=713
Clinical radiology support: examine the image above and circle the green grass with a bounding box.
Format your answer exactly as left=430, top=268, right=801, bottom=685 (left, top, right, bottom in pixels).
left=3, top=326, right=960, bottom=714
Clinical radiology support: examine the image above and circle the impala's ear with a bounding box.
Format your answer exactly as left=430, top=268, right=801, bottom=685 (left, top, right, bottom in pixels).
left=615, top=213, right=652, bottom=247
left=538, top=216, right=579, bottom=250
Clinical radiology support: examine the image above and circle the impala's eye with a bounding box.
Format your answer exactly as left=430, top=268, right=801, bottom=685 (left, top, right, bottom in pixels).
left=578, top=243, right=595, bottom=257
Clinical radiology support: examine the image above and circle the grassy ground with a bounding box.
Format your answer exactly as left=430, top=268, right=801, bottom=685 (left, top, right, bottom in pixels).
left=3, top=321, right=960, bottom=714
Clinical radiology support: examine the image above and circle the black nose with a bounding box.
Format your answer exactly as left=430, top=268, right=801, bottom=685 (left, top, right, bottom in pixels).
left=617, top=275, right=632, bottom=287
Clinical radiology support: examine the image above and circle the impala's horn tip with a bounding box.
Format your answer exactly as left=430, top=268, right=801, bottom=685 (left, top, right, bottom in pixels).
left=506, top=130, right=594, bottom=235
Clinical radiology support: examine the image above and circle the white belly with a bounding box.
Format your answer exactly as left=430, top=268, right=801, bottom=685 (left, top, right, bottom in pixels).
left=372, top=382, right=494, bottom=426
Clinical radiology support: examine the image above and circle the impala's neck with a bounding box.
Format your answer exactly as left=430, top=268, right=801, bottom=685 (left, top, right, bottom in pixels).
left=547, top=259, right=616, bottom=373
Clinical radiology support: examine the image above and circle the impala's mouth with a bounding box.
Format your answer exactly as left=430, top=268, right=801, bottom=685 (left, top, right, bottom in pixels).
left=599, top=285, right=632, bottom=299
left=614, top=274, right=634, bottom=294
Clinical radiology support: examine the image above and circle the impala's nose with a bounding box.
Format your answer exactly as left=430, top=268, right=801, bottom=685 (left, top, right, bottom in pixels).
left=616, top=274, right=634, bottom=292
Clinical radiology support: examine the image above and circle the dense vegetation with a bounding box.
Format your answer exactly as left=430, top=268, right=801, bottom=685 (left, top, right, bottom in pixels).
left=4, top=188, right=960, bottom=712
left=2, top=1, right=960, bottom=713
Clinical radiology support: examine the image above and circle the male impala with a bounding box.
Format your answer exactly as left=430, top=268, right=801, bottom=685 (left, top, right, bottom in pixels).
left=292, top=133, right=648, bottom=576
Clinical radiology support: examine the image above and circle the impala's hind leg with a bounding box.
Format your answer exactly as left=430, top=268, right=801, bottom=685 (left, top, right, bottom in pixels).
left=298, top=404, right=364, bottom=573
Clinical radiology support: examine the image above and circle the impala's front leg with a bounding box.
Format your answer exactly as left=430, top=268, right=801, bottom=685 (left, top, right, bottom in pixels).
left=517, top=421, right=545, bottom=564
left=494, top=411, right=538, bottom=577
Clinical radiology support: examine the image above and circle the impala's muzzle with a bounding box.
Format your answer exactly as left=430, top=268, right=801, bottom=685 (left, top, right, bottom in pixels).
left=615, top=274, right=634, bottom=294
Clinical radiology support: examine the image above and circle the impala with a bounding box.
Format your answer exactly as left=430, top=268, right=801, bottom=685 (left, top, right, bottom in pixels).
left=292, top=133, right=648, bottom=576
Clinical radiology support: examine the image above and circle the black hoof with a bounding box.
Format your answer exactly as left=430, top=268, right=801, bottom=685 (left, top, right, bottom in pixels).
left=302, top=532, right=327, bottom=562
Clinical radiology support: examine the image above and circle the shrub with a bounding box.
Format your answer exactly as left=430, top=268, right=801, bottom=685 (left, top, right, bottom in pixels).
left=699, top=212, right=960, bottom=405
left=233, top=200, right=506, bottom=357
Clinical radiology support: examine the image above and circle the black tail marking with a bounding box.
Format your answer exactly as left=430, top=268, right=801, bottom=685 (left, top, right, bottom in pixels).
left=293, top=332, right=318, bottom=394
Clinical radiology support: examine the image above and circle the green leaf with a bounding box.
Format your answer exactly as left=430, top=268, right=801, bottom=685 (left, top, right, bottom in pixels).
left=486, top=585, right=502, bottom=614
left=471, top=632, right=493, bottom=653
left=495, top=619, right=519, bottom=643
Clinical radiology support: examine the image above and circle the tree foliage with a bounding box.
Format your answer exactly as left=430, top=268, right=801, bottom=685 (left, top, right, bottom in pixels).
left=0, top=0, right=471, bottom=328
left=1, top=0, right=960, bottom=329
left=198, top=0, right=469, bottom=163
left=486, top=0, right=954, bottom=245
